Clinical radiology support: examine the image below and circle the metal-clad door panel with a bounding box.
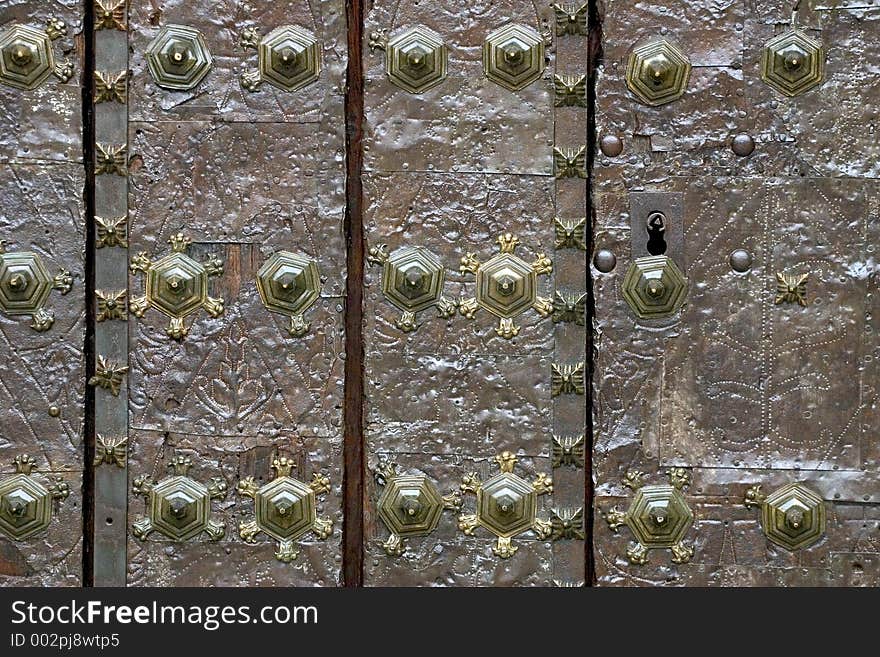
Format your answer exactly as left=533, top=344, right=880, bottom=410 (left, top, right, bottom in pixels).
left=0, top=1, right=84, bottom=586
left=593, top=2, right=880, bottom=585
left=363, top=1, right=588, bottom=585
left=92, top=0, right=347, bottom=586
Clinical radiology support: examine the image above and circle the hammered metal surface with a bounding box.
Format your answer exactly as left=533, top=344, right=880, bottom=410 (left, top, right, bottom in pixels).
left=124, top=0, right=346, bottom=586
left=0, top=1, right=83, bottom=587
left=594, top=1, right=880, bottom=586
left=364, top=0, right=586, bottom=586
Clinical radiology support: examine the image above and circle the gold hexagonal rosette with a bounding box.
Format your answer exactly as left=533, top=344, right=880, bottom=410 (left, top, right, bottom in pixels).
left=0, top=241, right=73, bottom=332
left=761, top=27, right=825, bottom=97
left=129, top=233, right=225, bottom=341
left=460, top=233, right=553, bottom=339
left=374, top=459, right=461, bottom=556
left=744, top=482, right=826, bottom=551
left=625, top=37, right=691, bottom=106
left=605, top=469, right=695, bottom=565
left=385, top=25, right=447, bottom=94
left=621, top=254, right=687, bottom=320
left=238, top=456, right=333, bottom=563
left=145, top=24, right=213, bottom=91
left=0, top=20, right=74, bottom=90
left=256, top=250, right=321, bottom=338
left=457, top=452, right=553, bottom=559
left=0, top=455, right=69, bottom=541
left=483, top=23, right=546, bottom=92
left=131, top=455, right=227, bottom=542
left=239, top=25, right=321, bottom=92
left=367, top=243, right=456, bottom=332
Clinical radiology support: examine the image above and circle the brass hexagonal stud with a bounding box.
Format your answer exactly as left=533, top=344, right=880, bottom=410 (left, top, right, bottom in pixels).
left=483, top=23, right=546, bottom=92
left=239, top=25, right=321, bottom=93
left=256, top=251, right=321, bottom=338
left=477, top=472, right=538, bottom=540
left=131, top=455, right=227, bottom=542
left=627, top=485, right=693, bottom=549
left=458, top=452, right=553, bottom=559
left=0, top=242, right=73, bottom=332
left=385, top=25, right=447, bottom=94
left=0, top=20, right=73, bottom=90
left=625, top=37, right=691, bottom=106
left=145, top=24, right=213, bottom=91
left=129, top=233, right=224, bottom=341
left=621, top=255, right=688, bottom=320
left=0, top=455, right=69, bottom=541
left=744, top=482, right=825, bottom=551
left=460, top=233, right=553, bottom=339
left=605, top=468, right=694, bottom=565
left=367, top=244, right=456, bottom=333
left=761, top=27, right=825, bottom=97
left=374, top=460, right=460, bottom=556
left=238, top=457, right=333, bottom=563
left=0, top=24, right=54, bottom=90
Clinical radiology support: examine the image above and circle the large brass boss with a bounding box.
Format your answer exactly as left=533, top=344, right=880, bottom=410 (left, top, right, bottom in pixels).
left=458, top=452, right=553, bottom=559
left=130, top=233, right=225, bottom=340
left=625, top=37, right=691, bottom=106
left=0, top=455, right=69, bottom=541
left=0, top=24, right=54, bottom=90
left=460, top=233, right=553, bottom=339
left=131, top=455, right=227, bottom=542
left=240, top=25, right=321, bottom=92
left=761, top=28, right=825, bottom=97
left=238, top=457, right=333, bottom=563
left=146, top=24, right=213, bottom=91
left=745, top=482, right=825, bottom=551
left=256, top=251, right=321, bottom=337
left=606, top=469, right=694, bottom=565
left=477, top=471, right=538, bottom=540
left=0, top=243, right=72, bottom=332
left=621, top=255, right=687, bottom=320
left=367, top=244, right=456, bottom=333
left=483, top=23, right=545, bottom=92
left=386, top=25, right=447, bottom=94
left=383, top=247, right=445, bottom=314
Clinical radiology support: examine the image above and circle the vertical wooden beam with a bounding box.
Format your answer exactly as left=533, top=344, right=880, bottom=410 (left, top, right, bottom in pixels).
left=343, top=0, right=365, bottom=588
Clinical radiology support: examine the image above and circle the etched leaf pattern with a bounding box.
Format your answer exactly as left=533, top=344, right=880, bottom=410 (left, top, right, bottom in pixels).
left=192, top=323, right=273, bottom=426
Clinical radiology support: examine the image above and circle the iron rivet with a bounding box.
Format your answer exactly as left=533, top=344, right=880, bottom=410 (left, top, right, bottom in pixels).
left=731, top=133, right=755, bottom=157
left=729, top=249, right=753, bottom=273
left=48, top=406, right=60, bottom=417
left=594, top=249, right=617, bottom=273
left=599, top=135, right=624, bottom=157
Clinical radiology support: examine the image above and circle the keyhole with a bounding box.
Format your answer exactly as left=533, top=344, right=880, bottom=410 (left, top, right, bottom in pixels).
left=646, top=211, right=668, bottom=255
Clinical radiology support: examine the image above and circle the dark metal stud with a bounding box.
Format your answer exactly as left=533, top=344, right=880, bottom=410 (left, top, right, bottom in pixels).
left=599, top=135, right=624, bottom=157
left=731, top=134, right=755, bottom=157
left=593, top=249, right=617, bottom=273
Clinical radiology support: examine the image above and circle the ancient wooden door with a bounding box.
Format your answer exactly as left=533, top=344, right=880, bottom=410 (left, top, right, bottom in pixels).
left=0, top=0, right=875, bottom=588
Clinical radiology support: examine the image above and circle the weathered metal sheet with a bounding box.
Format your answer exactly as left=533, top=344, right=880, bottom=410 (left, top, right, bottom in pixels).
left=363, top=1, right=587, bottom=586
left=593, top=1, right=880, bottom=585
left=0, top=1, right=84, bottom=586
left=105, top=0, right=347, bottom=586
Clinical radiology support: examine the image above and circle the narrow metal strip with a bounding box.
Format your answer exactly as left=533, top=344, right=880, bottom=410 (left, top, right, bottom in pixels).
left=92, top=0, right=129, bottom=587
left=552, top=5, right=591, bottom=586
